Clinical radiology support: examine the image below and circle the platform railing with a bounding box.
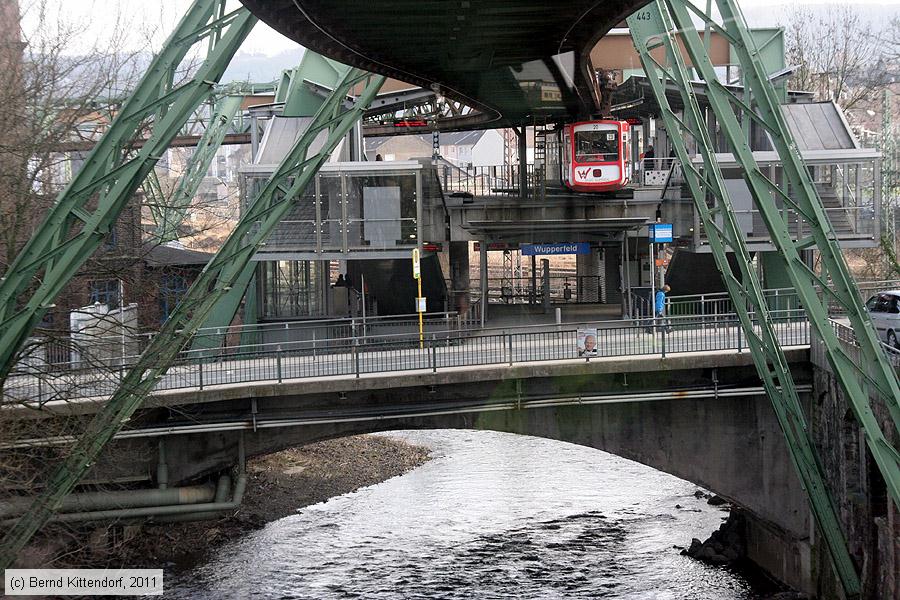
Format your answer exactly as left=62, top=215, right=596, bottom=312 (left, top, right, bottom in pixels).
left=640, top=157, right=679, bottom=187
left=440, top=163, right=543, bottom=199
left=665, top=279, right=900, bottom=318
left=3, top=310, right=812, bottom=404
left=485, top=275, right=602, bottom=304
left=13, top=310, right=466, bottom=372
left=698, top=206, right=878, bottom=240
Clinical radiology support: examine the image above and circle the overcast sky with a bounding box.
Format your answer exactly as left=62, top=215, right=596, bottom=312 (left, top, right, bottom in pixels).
left=20, top=0, right=300, bottom=56
left=20, top=0, right=900, bottom=58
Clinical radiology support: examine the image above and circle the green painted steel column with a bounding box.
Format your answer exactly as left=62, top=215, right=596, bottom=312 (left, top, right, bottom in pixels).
left=281, top=52, right=352, bottom=118
left=759, top=251, right=799, bottom=312
left=190, top=261, right=256, bottom=354
left=664, top=0, right=900, bottom=513
left=154, top=93, right=245, bottom=242
left=629, top=3, right=861, bottom=595
left=0, top=69, right=386, bottom=569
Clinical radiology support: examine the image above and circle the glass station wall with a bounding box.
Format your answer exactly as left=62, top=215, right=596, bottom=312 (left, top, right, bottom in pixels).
left=259, top=260, right=325, bottom=319
left=252, top=167, right=421, bottom=254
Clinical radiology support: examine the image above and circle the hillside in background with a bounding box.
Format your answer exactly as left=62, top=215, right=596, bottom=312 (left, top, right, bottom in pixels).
left=222, top=47, right=305, bottom=84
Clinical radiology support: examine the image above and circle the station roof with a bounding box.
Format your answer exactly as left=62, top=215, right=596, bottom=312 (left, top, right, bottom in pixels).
left=781, top=102, right=859, bottom=151
left=142, top=242, right=213, bottom=267
left=240, top=0, right=649, bottom=128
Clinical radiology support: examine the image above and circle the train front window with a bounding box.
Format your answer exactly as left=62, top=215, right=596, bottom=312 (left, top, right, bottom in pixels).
left=574, top=129, right=618, bottom=163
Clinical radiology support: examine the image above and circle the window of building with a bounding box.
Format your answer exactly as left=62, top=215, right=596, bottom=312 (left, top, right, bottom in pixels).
left=104, top=227, right=118, bottom=249
left=88, top=280, right=120, bottom=309
left=159, top=273, right=188, bottom=323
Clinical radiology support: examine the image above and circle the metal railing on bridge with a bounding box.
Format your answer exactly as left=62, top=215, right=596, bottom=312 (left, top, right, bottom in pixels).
left=4, top=310, right=811, bottom=404
left=12, top=310, right=470, bottom=373
left=827, top=319, right=900, bottom=370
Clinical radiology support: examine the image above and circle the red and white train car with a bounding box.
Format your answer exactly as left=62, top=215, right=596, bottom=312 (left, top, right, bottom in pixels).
left=546, top=120, right=632, bottom=193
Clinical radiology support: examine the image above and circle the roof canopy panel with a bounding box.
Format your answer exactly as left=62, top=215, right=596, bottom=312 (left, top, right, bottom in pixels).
left=240, top=0, right=649, bottom=127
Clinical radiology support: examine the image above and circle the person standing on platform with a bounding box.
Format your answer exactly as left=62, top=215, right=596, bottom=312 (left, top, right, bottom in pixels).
left=655, top=284, right=670, bottom=330
left=642, top=144, right=655, bottom=170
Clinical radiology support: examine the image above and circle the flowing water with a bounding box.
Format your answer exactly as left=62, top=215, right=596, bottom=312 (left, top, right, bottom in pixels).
left=166, top=430, right=778, bottom=599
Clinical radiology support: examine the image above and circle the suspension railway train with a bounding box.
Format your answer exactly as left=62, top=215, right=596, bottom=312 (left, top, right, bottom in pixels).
left=544, top=120, right=633, bottom=193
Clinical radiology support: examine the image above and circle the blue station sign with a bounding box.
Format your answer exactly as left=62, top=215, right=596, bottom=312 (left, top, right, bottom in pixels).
left=520, top=242, right=591, bottom=256
left=650, top=223, right=673, bottom=243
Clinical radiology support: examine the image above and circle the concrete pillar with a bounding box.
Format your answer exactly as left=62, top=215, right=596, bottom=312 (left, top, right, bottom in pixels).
left=542, top=258, right=551, bottom=312
left=449, top=241, right=470, bottom=317
left=530, top=254, right=537, bottom=305
left=518, top=126, right=528, bottom=198
left=480, top=240, right=488, bottom=327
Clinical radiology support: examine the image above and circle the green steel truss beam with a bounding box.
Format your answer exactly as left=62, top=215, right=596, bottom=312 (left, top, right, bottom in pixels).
left=0, top=0, right=257, bottom=379
left=189, top=50, right=356, bottom=351
left=0, top=68, right=387, bottom=569
left=629, top=4, right=861, bottom=594
left=279, top=51, right=352, bottom=118
left=662, top=0, right=900, bottom=513
left=188, top=49, right=363, bottom=351
left=152, top=93, right=245, bottom=242
left=141, top=168, right=168, bottom=230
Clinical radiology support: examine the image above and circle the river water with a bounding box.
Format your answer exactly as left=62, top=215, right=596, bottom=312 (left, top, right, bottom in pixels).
left=166, top=430, right=777, bottom=599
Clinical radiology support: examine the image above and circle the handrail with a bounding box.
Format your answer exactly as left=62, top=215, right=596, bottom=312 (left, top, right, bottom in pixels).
left=9, top=309, right=807, bottom=372
left=828, top=318, right=900, bottom=367
left=3, top=310, right=813, bottom=405
left=28, top=310, right=463, bottom=345
left=666, top=279, right=900, bottom=306
left=20, top=280, right=898, bottom=368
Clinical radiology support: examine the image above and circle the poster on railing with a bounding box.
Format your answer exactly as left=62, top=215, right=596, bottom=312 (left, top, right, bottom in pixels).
left=577, top=328, right=598, bottom=357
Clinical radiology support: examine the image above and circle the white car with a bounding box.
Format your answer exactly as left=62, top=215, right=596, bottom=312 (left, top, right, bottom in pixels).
left=865, top=290, right=900, bottom=348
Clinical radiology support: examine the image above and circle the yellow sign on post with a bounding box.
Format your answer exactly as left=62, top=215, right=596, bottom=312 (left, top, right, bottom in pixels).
left=412, top=248, right=423, bottom=348
left=412, top=248, right=421, bottom=279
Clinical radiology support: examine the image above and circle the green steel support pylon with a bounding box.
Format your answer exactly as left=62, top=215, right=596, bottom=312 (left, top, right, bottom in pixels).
left=660, top=0, right=900, bottom=513
left=0, top=0, right=257, bottom=380
left=0, top=68, right=386, bottom=569
left=188, top=50, right=360, bottom=353
left=151, top=93, right=245, bottom=242
left=278, top=51, right=354, bottom=118
left=629, top=4, right=861, bottom=594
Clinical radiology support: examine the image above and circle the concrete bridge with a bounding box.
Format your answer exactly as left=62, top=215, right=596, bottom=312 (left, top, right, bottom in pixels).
left=5, top=310, right=898, bottom=596
left=4, top=313, right=833, bottom=592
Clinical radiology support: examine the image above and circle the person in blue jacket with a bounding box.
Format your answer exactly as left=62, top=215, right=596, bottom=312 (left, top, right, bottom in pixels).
left=655, top=284, right=671, bottom=329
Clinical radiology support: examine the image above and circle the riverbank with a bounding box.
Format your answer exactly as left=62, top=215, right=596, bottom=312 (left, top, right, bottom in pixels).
left=52, top=434, right=431, bottom=569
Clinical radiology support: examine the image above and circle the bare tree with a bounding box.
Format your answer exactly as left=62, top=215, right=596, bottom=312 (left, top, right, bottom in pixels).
left=783, top=5, right=892, bottom=113
left=886, top=16, right=900, bottom=67
left=0, top=0, right=146, bottom=273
